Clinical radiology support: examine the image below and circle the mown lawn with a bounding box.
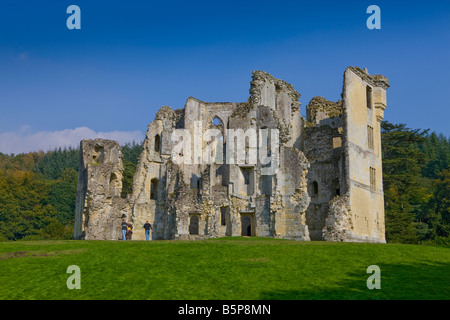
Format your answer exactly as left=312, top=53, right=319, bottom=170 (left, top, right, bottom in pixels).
left=0, top=237, right=449, bottom=300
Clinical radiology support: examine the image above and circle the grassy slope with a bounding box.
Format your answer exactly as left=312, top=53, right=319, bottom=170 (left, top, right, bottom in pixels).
left=0, top=237, right=449, bottom=300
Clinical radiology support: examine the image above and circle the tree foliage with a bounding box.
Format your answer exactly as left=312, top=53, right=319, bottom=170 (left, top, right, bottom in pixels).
left=381, top=121, right=450, bottom=243
left=0, top=170, right=57, bottom=240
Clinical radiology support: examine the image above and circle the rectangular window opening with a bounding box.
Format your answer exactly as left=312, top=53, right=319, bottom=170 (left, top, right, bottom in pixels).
left=367, top=125, right=374, bottom=149
left=366, top=86, right=373, bottom=109
left=370, top=167, right=376, bottom=192
left=220, top=207, right=228, bottom=226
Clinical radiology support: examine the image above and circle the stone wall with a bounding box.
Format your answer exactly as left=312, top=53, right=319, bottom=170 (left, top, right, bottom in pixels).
left=304, top=97, right=345, bottom=240
left=74, top=139, right=131, bottom=240
left=75, top=67, right=388, bottom=243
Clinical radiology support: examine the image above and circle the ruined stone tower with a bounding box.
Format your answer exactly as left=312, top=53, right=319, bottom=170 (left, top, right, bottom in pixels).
left=305, top=67, right=389, bottom=242
left=74, top=66, right=389, bottom=242
left=74, top=139, right=131, bottom=240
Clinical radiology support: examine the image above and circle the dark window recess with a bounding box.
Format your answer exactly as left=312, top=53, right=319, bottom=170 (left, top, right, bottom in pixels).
left=220, top=207, right=227, bottom=226
left=154, top=134, right=161, bottom=153
left=366, top=86, right=373, bottom=109
left=189, top=215, right=199, bottom=235
left=312, top=181, right=319, bottom=195
left=243, top=169, right=250, bottom=185
left=150, top=178, right=158, bottom=200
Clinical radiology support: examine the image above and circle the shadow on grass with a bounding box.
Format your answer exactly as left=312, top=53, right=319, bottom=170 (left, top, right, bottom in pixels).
left=259, top=262, right=450, bottom=300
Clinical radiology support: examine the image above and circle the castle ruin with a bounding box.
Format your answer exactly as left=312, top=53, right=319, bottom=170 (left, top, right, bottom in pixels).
left=74, top=66, right=389, bottom=242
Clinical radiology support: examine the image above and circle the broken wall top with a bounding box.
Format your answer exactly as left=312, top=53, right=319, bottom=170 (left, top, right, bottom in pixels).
left=249, top=70, right=301, bottom=111
left=80, top=138, right=123, bottom=168
left=346, top=66, right=389, bottom=89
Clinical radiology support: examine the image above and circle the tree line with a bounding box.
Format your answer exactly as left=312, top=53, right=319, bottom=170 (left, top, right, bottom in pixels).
left=0, top=122, right=449, bottom=244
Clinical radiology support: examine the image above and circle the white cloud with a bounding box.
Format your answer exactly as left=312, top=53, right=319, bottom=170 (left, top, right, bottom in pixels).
left=0, top=126, right=144, bottom=154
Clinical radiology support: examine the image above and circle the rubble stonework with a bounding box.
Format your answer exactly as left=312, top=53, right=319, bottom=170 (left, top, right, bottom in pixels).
left=74, top=139, right=131, bottom=240
left=74, top=67, right=389, bottom=242
left=322, top=195, right=352, bottom=241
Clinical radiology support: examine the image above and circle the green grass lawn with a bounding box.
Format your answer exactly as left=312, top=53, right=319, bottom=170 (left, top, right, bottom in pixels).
left=0, top=237, right=449, bottom=300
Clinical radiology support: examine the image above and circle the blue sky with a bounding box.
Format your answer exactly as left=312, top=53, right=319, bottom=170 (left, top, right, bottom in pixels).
left=0, top=0, right=449, bottom=153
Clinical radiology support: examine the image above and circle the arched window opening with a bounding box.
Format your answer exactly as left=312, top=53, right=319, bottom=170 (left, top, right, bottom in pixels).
left=154, top=134, right=161, bottom=154
left=212, top=116, right=222, bottom=126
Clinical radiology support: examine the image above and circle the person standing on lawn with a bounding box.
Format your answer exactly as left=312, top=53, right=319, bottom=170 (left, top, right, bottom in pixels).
left=126, top=222, right=133, bottom=240
left=143, top=220, right=153, bottom=240
left=121, top=219, right=128, bottom=240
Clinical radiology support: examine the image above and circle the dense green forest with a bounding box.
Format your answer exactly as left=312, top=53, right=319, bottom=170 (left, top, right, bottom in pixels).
left=0, top=122, right=449, bottom=244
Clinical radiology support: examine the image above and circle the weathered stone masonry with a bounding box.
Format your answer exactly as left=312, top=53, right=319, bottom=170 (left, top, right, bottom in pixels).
left=74, top=66, right=389, bottom=242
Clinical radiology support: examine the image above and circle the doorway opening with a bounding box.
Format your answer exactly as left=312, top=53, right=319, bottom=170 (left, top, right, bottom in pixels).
left=240, top=213, right=255, bottom=236
left=189, top=214, right=199, bottom=235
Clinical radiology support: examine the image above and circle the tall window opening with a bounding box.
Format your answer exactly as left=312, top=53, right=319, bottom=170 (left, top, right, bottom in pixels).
left=109, top=173, right=119, bottom=196
left=367, top=125, right=374, bottom=149
left=366, top=86, right=373, bottom=109
left=312, top=181, right=319, bottom=195
left=211, top=116, right=224, bottom=164
left=220, top=207, right=228, bottom=226
left=154, top=134, right=161, bottom=154
left=370, top=167, right=376, bottom=192
left=240, top=167, right=254, bottom=196
left=150, top=178, right=159, bottom=200
left=242, top=168, right=250, bottom=185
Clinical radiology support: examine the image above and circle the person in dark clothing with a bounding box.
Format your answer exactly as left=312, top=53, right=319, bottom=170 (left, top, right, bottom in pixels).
left=126, top=222, right=133, bottom=240
left=143, top=220, right=153, bottom=241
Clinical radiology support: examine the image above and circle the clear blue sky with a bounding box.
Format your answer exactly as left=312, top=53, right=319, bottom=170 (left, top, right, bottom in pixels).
left=0, top=0, right=449, bottom=153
